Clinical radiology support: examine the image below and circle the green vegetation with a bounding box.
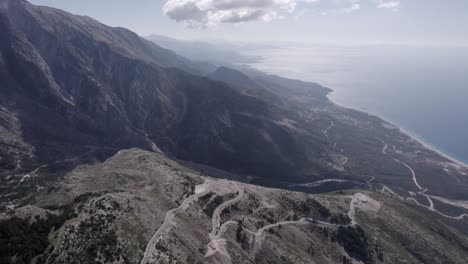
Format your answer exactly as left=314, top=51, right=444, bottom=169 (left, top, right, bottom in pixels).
left=48, top=212, right=124, bottom=263
left=335, top=225, right=373, bottom=264
left=0, top=206, right=74, bottom=263
left=236, top=220, right=247, bottom=246
left=431, top=198, right=468, bottom=217
left=281, top=196, right=332, bottom=220
left=330, top=213, right=352, bottom=225
left=198, top=192, right=215, bottom=205
left=0, top=151, right=16, bottom=170
left=200, top=193, right=233, bottom=218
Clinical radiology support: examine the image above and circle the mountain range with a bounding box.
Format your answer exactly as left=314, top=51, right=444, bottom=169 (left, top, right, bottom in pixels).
left=1, top=0, right=468, bottom=263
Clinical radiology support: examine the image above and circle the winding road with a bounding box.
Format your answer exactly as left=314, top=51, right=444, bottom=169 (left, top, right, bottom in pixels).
left=140, top=183, right=209, bottom=264
left=377, top=139, right=468, bottom=220
left=348, top=195, right=358, bottom=226
left=205, top=188, right=245, bottom=264
left=140, top=177, right=366, bottom=264
left=209, top=189, right=245, bottom=239
left=251, top=218, right=308, bottom=257
left=391, top=157, right=423, bottom=191
left=289, top=179, right=351, bottom=188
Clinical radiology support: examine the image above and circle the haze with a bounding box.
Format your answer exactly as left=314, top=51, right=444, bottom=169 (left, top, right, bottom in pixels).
left=30, top=0, right=468, bottom=46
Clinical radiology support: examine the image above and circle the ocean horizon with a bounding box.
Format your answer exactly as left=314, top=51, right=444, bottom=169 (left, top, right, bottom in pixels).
left=245, top=44, right=468, bottom=165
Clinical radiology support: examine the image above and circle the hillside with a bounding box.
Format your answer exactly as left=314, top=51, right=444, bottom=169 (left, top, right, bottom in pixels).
left=2, top=149, right=468, bottom=264
left=1, top=1, right=468, bottom=263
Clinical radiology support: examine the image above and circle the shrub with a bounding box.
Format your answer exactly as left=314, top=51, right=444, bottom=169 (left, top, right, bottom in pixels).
left=336, top=226, right=373, bottom=264
left=0, top=206, right=74, bottom=263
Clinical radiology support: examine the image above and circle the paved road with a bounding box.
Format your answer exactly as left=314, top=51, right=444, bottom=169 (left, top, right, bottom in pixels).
left=140, top=182, right=209, bottom=264
left=378, top=140, right=468, bottom=220
left=209, top=188, right=245, bottom=239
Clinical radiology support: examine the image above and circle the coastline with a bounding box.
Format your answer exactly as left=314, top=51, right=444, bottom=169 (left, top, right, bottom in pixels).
left=244, top=45, right=468, bottom=170
left=329, top=92, right=468, bottom=168
left=398, top=126, right=468, bottom=168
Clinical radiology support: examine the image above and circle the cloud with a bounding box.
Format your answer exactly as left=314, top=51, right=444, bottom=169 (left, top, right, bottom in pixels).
left=377, top=0, right=400, bottom=9
left=294, top=8, right=307, bottom=20
left=341, top=3, right=360, bottom=13
left=163, top=0, right=299, bottom=27
left=163, top=0, right=401, bottom=27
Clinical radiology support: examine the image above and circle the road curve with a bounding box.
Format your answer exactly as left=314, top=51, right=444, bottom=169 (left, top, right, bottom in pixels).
left=204, top=188, right=245, bottom=264
left=391, top=157, right=423, bottom=191
left=210, top=189, right=245, bottom=239
left=140, top=183, right=209, bottom=264
left=378, top=140, right=468, bottom=221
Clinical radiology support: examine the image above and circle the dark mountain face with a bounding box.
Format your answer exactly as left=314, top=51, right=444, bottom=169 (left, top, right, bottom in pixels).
left=208, top=66, right=283, bottom=105
left=2, top=0, right=468, bottom=203
left=0, top=0, right=325, bottom=184
left=1, top=2, right=468, bottom=263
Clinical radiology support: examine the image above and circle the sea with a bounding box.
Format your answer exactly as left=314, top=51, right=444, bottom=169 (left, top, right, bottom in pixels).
left=245, top=44, right=468, bottom=164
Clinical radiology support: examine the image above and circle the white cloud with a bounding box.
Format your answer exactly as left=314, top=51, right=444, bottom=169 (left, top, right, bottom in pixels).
left=162, top=0, right=401, bottom=27
left=163, top=0, right=300, bottom=27
left=341, top=3, right=360, bottom=13
left=377, top=0, right=400, bottom=9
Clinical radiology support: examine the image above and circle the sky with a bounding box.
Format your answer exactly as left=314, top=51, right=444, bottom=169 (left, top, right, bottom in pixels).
left=29, top=0, right=468, bottom=46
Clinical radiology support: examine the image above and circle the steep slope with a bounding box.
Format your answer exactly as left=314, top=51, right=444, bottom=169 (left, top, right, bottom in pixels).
left=0, top=0, right=320, bottom=190
left=207, top=64, right=468, bottom=200
left=1, top=149, right=467, bottom=264
left=245, top=68, right=332, bottom=103
left=1, top=0, right=468, bottom=222
left=145, top=34, right=245, bottom=74
left=208, top=66, right=283, bottom=105
left=5, top=0, right=200, bottom=74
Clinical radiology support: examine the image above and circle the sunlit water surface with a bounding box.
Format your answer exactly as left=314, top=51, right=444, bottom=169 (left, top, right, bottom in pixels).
left=246, top=45, right=468, bottom=164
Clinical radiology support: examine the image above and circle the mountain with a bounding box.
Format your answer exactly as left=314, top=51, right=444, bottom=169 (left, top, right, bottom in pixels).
left=2, top=149, right=468, bottom=264
left=1, top=0, right=467, bottom=203
left=208, top=66, right=284, bottom=105
left=1, top=1, right=468, bottom=263
left=208, top=65, right=332, bottom=105
left=146, top=34, right=259, bottom=67
left=0, top=0, right=319, bottom=187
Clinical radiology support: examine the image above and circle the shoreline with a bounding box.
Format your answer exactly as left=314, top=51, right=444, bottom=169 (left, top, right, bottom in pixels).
left=329, top=93, right=468, bottom=168
left=244, top=54, right=468, bottom=169
left=398, top=126, right=468, bottom=168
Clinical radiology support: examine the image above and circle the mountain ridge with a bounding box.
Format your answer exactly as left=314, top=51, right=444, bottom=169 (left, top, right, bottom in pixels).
left=1, top=1, right=468, bottom=263
left=2, top=0, right=468, bottom=199
left=3, top=148, right=468, bottom=263
left=1, top=0, right=326, bottom=188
